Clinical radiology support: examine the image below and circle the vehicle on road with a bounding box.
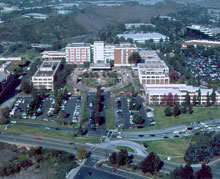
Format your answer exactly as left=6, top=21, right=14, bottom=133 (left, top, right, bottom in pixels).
left=35, top=137, right=41, bottom=140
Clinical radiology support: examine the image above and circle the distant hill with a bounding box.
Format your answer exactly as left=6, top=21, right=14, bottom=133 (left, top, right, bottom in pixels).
left=172, top=0, right=220, bottom=8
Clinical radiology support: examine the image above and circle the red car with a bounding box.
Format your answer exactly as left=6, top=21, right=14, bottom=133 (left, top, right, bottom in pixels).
left=35, top=137, right=41, bottom=140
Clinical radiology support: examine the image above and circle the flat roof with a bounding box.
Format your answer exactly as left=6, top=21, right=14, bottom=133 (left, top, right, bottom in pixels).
left=138, top=61, right=168, bottom=69
left=33, top=60, right=61, bottom=77
left=66, top=42, right=90, bottom=47
left=117, top=33, right=167, bottom=41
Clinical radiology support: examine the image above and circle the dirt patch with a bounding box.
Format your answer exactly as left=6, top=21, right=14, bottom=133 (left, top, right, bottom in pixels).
left=0, top=149, right=19, bottom=167
left=2, top=166, right=56, bottom=179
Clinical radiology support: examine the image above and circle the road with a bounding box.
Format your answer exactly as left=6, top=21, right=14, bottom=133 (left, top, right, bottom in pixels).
left=1, top=133, right=220, bottom=178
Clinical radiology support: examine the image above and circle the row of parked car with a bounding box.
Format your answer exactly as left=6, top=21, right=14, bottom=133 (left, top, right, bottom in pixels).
left=72, top=98, right=81, bottom=123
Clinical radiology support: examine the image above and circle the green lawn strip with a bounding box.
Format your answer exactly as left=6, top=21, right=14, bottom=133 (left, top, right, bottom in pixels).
left=116, top=146, right=135, bottom=153
left=11, top=119, right=71, bottom=128
left=112, top=84, right=134, bottom=94
left=105, top=107, right=116, bottom=130
left=123, top=106, right=220, bottom=132
left=0, top=125, right=101, bottom=144
left=145, top=138, right=191, bottom=164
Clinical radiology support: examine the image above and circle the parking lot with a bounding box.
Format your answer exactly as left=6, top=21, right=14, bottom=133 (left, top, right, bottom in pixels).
left=185, top=56, right=220, bottom=82
left=115, top=95, right=150, bottom=129
left=87, top=92, right=110, bottom=136
left=9, top=96, right=81, bottom=124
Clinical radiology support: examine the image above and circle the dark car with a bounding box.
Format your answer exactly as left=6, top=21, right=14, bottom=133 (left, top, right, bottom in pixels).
left=174, top=135, right=180, bottom=138
left=150, top=134, right=155, bottom=137
left=138, top=134, right=144, bottom=137
left=55, top=127, right=61, bottom=130
left=163, top=136, right=169, bottom=139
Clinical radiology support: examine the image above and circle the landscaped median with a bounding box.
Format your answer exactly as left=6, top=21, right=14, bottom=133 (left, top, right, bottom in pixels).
left=105, top=107, right=116, bottom=130
left=0, top=125, right=101, bottom=144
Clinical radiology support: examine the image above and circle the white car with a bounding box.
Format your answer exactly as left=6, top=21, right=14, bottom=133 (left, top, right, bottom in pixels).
left=116, top=136, right=122, bottom=139
left=173, top=130, right=179, bottom=134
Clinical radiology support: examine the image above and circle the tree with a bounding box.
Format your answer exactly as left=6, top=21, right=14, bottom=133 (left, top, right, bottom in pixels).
left=167, top=93, right=174, bottom=106
left=140, top=152, right=163, bottom=174
left=211, top=89, right=216, bottom=106
left=172, top=165, right=194, bottom=179
left=128, top=52, right=142, bottom=65
left=206, top=92, right=211, bottom=106
left=197, top=89, right=201, bottom=105
left=194, top=164, right=212, bottom=179
left=133, top=114, right=145, bottom=125
left=169, top=71, right=180, bottom=83
left=77, top=148, right=89, bottom=160
left=173, top=103, right=180, bottom=118
left=21, top=81, right=33, bottom=94
left=185, top=92, right=191, bottom=106
left=164, top=106, right=172, bottom=117
left=117, top=149, right=130, bottom=166
left=193, top=95, right=197, bottom=106
left=188, top=104, right=193, bottom=114
left=180, top=104, right=187, bottom=114
left=109, top=152, right=118, bottom=165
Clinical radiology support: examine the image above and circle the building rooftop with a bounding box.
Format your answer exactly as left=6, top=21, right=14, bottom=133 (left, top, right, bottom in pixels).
left=66, top=42, right=91, bottom=47
left=138, top=61, right=168, bottom=69
left=33, top=61, right=61, bottom=77
left=117, top=32, right=167, bottom=41
left=147, top=86, right=217, bottom=96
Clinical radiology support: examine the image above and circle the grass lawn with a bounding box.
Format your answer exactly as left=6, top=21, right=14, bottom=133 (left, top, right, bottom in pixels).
left=116, top=146, right=135, bottom=153
left=82, top=78, right=98, bottom=88
left=105, top=107, right=116, bottom=130
left=124, top=106, right=220, bottom=131
left=153, top=106, right=220, bottom=129
left=146, top=138, right=191, bottom=163
left=113, top=84, right=134, bottom=94
left=12, top=119, right=71, bottom=128
left=0, top=125, right=101, bottom=144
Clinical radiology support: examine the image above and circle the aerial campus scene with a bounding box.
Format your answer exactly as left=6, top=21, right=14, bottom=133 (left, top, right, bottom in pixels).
left=1, top=0, right=220, bottom=178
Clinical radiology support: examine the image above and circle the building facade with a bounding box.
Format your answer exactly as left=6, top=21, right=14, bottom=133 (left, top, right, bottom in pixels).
left=138, top=50, right=169, bottom=85
left=93, top=41, right=105, bottom=63
left=66, top=43, right=91, bottom=64
left=114, top=43, right=137, bottom=67
left=32, top=61, right=61, bottom=91
left=42, top=51, right=66, bottom=60
left=146, top=85, right=220, bottom=105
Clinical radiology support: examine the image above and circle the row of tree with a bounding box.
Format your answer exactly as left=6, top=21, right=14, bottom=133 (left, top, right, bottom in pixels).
left=109, top=151, right=164, bottom=175
left=164, top=103, right=193, bottom=117
left=159, top=89, right=216, bottom=107
left=184, top=132, right=220, bottom=164
left=171, top=164, right=212, bottom=179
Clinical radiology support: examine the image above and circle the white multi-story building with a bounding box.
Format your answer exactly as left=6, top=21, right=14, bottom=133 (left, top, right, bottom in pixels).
left=145, top=85, right=220, bottom=105
left=66, top=43, right=91, bottom=64
left=32, top=61, right=61, bottom=91
left=42, top=51, right=66, bottom=60
left=104, top=44, right=115, bottom=62
left=93, top=41, right=105, bottom=63
left=138, top=50, right=169, bottom=85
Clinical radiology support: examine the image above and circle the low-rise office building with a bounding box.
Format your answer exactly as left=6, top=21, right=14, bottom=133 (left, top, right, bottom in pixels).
left=114, top=43, right=137, bottom=67
left=138, top=50, right=169, bottom=85
left=42, top=51, right=66, bottom=60
left=117, top=33, right=168, bottom=43
left=182, top=40, right=220, bottom=48
left=32, top=61, right=61, bottom=91
left=66, top=43, right=91, bottom=64
left=145, top=84, right=220, bottom=105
